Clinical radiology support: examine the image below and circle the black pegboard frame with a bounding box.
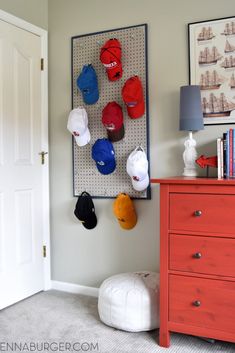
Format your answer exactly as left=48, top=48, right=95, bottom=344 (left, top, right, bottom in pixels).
left=71, top=24, right=151, bottom=199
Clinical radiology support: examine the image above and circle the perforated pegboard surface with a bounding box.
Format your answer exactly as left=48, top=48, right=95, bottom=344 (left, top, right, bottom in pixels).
left=71, top=24, right=150, bottom=199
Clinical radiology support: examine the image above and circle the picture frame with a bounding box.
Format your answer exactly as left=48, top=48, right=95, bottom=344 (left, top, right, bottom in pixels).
left=188, top=16, right=235, bottom=125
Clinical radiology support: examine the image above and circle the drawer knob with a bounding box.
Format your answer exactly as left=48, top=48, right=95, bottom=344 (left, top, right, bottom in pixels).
left=193, top=252, right=202, bottom=259
left=193, top=300, right=201, bottom=307
left=194, top=210, right=202, bottom=217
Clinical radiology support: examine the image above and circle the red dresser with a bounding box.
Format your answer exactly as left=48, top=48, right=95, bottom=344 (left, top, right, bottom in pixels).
left=152, top=177, right=235, bottom=348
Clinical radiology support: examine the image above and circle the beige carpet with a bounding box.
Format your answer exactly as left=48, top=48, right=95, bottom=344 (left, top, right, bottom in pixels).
left=0, top=290, right=234, bottom=353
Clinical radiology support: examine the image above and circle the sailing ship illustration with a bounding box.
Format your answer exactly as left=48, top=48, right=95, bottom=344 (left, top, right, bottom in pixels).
left=198, top=47, right=222, bottom=65
left=199, top=70, right=224, bottom=90
left=230, top=73, right=235, bottom=88
left=221, top=22, right=235, bottom=36
left=225, top=39, right=235, bottom=53
left=221, top=55, right=235, bottom=68
left=197, top=27, right=215, bottom=41
left=202, top=93, right=235, bottom=117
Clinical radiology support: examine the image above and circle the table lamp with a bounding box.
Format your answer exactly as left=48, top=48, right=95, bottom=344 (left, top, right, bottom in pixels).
left=179, top=85, right=204, bottom=177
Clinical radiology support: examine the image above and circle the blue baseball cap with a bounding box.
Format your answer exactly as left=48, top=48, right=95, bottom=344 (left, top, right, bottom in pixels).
left=77, top=64, right=99, bottom=105
left=92, top=138, right=116, bottom=175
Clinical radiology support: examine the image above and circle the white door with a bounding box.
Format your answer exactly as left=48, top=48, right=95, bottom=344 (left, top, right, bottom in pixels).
left=0, top=19, right=45, bottom=309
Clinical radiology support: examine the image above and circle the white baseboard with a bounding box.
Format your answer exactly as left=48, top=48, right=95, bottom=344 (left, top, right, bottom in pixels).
left=51, top=280, right=99, bottom=298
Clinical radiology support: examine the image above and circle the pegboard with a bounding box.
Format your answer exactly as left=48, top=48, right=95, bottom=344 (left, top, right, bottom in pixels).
left=71, top=24, right=150, bottom=199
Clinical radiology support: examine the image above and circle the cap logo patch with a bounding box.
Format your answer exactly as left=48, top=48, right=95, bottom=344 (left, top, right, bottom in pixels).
left=103, top=61, right=117, bottom=69
left=133, top=176, right=140, bottom=181
left=105, top=123, right=115, bottom=131
left=73, top=131, right=80, bottom=136
left=126, top=102, right=137, bottom=107
left=97, top=161, right=105, bottom=166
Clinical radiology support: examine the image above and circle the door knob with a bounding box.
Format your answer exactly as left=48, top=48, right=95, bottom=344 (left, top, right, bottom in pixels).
left=39, top=151, right=48, bottom=165
left=193, top=252, right=202, bottom=259
left=194, top=210, right=202, bottom=217
left=193, top=300, right=201, bottom=307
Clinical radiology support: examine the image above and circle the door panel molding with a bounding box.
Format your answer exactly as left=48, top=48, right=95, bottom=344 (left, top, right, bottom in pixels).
left=13, top=47, right=33, bottom=165
left=15, top=189, right=34, bottom=266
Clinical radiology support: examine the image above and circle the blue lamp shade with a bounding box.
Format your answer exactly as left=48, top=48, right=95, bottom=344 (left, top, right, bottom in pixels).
left=179, top=85, right=204, bottom=131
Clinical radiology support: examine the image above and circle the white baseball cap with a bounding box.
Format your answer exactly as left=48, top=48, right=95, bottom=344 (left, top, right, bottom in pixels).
left=67, top=107, right=91, bottom=146
left=126, top=147, right=149, bottom=192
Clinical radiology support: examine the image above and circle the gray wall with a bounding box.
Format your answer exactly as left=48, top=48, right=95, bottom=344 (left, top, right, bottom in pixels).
left=48, top=0, right=235, bottom=287
left=0, top=0, right=48, bottom=29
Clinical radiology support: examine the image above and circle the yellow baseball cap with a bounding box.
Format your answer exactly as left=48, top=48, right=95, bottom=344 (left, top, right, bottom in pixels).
left=113, top=193, right=137, bottom=230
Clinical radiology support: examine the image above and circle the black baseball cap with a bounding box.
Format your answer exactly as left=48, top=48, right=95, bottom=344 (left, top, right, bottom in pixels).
left=74, top=192, right=97, bottom=229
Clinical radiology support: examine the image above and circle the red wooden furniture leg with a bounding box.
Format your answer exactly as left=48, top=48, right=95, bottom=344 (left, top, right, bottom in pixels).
left=159, top=329, right=170, bottom=347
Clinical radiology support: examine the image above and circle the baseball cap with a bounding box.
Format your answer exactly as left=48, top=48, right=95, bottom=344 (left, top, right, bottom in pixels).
left=113, top=193, right=137, bottom=230
left=74, top=192, right=97, bottom=230
left=102, top=102, right=125, bottom=142
left=122, top=76, right=145, bottom=119
left=126, top=147, right=149, bottom=192
left=67, top=107, right=91, bottom=147
left=92, top=138, right=116, bottom=175
left=77, top=64, right=99, bottom=104
left=100, top=38, right=122, bottom=81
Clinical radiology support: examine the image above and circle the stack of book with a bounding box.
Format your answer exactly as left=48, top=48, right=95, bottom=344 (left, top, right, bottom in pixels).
left=217, top=129, right=235, bottom=179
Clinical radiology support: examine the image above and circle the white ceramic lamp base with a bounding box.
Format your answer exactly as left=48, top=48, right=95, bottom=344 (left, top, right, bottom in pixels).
left=183, top=131, right=197, bottom=177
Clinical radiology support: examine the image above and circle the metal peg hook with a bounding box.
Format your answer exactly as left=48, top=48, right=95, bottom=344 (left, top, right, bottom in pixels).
left=136, top=145, right=144, bottom=151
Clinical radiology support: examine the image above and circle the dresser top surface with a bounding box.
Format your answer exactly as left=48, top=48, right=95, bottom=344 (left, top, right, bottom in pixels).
left=151, top=177, right=235, bottom=186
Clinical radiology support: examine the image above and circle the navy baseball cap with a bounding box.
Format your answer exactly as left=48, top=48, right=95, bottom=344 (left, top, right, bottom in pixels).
left=77, top=64, right=99, bottom=105
left=92, top=138, right=116, bottom=175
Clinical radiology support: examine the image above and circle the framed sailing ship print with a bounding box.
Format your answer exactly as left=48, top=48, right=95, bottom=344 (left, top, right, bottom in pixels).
left=189, top=17, right=235, bottom=125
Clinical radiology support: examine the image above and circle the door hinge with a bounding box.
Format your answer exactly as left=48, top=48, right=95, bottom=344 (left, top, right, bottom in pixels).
left=43, top=245, right=47, bottom=258
left=41, top=58, right=44, bottom=71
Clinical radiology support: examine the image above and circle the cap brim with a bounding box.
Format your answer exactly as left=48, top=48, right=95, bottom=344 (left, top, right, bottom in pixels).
left=127, top=99, right=145, bottom=119
left=132, top=174, right=149, bottom=191
left=96, top=158, right=116, bottom=175
left=107, top=124, right=125, bottom=142
left=82, top=87, right=99, bottom=105
left=74, top=128, right=91, bottom=147
left=82, top=212, right=97, bottom=229
left=118, top=215, right=137, bottom=230
left=106, top=64, right=123, bottom=81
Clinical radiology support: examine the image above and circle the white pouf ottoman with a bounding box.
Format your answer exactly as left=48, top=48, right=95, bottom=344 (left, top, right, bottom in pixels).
left=98, top=271, right=159, bottom=332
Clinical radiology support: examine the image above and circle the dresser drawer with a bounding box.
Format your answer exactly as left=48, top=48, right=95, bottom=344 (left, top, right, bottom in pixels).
left=169, top=193, right=235, bottom=234
left=170, top=234, right=235, bottom=277
left=169, top=275, right=235, bottom=333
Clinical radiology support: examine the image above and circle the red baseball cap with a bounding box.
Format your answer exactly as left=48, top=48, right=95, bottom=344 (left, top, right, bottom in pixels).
left=122, top=76, right=145, bottom=119
left=100, top=39, right=122, bottom=81
left=102, top=102, right=125, bottom=142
